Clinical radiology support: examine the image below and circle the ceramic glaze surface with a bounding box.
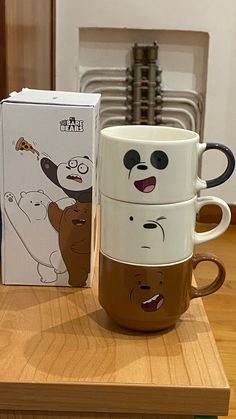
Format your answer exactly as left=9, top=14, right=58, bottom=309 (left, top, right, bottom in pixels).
left=100, top=194, right=231, bottom=265
left=99, top=252, right=225, bottom=331
left=100, top=126, right=235, bottom=204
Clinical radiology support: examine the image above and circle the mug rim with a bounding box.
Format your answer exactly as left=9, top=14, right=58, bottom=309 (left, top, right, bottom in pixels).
left=100, top=250, right=193, bottom=267
left=100, top=125, right=199, bottom=143
left=101, top=193, right=200, bottom=207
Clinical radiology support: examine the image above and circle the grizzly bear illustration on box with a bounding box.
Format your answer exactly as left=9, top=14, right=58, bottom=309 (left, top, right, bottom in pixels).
left=48, top=201, right=92, bottom=287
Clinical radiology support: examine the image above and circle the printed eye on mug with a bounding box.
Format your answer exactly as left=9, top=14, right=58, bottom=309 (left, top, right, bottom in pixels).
left=99, top=252, right=226, bottom=332
left=100, top=125, right=235, bottom=204
left=100, top=194, right=231, bottom=265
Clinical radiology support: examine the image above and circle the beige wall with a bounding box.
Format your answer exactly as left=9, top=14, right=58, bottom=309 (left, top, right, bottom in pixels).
left=56, top=0, right=236, bottom=203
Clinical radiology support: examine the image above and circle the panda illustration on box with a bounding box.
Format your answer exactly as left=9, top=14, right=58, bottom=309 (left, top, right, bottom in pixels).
left=40, top=155, right=93, bottom=202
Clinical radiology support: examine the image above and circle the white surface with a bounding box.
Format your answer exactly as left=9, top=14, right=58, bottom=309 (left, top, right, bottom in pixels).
left=100, top=194, right=231, bottom=265
left=1, top=93, right=100, bottom=286
left=6, top=88, right=101, bottom=107
left=100, top=125, right=208, bottom=204
left=56, top=0, right=236, bottom=203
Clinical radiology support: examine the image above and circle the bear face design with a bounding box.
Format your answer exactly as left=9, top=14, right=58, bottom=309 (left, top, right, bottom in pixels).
left=123, top=149, right=169, bottom=194
left=128, top=214, right=167, bottom=248
left=18, top=190, right=51, bottom=222
left=57, top=156, right=92, bottom=192
left=99, top=254, right=165, bottom=319
left=63, top=202, right=91, bottom=254
left=4, top=190, right=66, bottom=282
left=40, top=155, right=93, bottom=202
left=48, top=201, right=92, bottom=287
left=126, top=270, right=165, bottom=313
left=100, top=195, right=168, bottom=265
left=99, top=253, right=191, bottom=331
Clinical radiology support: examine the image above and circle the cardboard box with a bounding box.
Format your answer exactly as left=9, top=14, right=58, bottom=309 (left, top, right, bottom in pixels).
left=0, top=89, right=100, bottom=287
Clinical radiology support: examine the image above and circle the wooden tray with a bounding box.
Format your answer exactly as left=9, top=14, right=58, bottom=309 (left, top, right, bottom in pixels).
left=0, top=266, right=229, bottom=417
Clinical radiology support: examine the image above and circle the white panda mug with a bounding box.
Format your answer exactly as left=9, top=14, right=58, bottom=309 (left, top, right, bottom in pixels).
left=100, top=125, right=235, bottom=204
left=100, top=194, right=231, bottom=265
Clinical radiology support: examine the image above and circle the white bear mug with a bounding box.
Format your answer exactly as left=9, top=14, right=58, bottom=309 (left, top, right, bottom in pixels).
left=100, top=125, right=235, bottom=204
left=100, top=194, right=231, bottom=265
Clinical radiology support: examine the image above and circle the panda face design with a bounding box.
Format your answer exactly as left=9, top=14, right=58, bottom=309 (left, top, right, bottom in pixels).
left=57, top=156, right=93, bottom=191
left=123, top=149, right=169, bottom=193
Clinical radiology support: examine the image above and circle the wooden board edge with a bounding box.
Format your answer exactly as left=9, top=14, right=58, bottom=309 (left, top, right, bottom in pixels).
left=0, top=382, right=230, bottom=416
left=0, top=412, right=195, bottom=419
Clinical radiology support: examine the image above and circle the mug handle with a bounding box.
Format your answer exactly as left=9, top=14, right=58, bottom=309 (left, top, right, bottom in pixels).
left=194, top=196, right=231, bottom=245
left=190, top=253, right=225, bottom=299
left=196, top=142, right=235, bottom=191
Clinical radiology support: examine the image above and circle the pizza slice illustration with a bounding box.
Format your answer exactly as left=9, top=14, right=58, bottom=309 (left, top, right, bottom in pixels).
left=15, top=137, right=40, bottom=160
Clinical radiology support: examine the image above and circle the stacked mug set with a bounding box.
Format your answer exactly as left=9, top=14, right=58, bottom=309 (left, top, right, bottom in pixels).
left=99, top=125, right=235, bottom=331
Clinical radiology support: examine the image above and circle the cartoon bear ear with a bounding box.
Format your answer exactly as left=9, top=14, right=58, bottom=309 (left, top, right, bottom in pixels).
left=20, top=191, right=27, bottom=197
left=123, top=149, right=141, bottom=170
left=83, top=155, right=92, bottom=162
left=38, top=189, right=44, bottom=193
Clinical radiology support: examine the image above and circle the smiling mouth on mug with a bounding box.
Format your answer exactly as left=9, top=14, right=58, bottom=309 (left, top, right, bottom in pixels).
left=134, top=176, right=156, bottom=193
left=141, top=294, right=164, bottom=312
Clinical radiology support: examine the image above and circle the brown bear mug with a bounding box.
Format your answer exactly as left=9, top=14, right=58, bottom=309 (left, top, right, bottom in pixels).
left=99, top=252, right=225, bottom=331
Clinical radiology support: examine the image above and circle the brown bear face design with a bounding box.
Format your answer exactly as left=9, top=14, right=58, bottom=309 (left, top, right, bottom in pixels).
left=64, top=202, right=92, bottom=254
left=99, top=253, right=191, bottom=331
left=126, top=269, right=164, bottom=313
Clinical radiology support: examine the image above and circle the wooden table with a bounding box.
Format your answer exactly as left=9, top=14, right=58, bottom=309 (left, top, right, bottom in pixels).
left=0, top=265, right=230, bottom=419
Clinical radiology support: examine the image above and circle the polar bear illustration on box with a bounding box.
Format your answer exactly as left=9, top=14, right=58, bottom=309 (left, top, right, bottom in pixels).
left=4, top=190, right=67, bottom=283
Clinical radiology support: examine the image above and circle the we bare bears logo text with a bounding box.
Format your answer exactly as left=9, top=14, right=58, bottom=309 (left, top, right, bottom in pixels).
left=60, top=117, right=84, bottom=133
